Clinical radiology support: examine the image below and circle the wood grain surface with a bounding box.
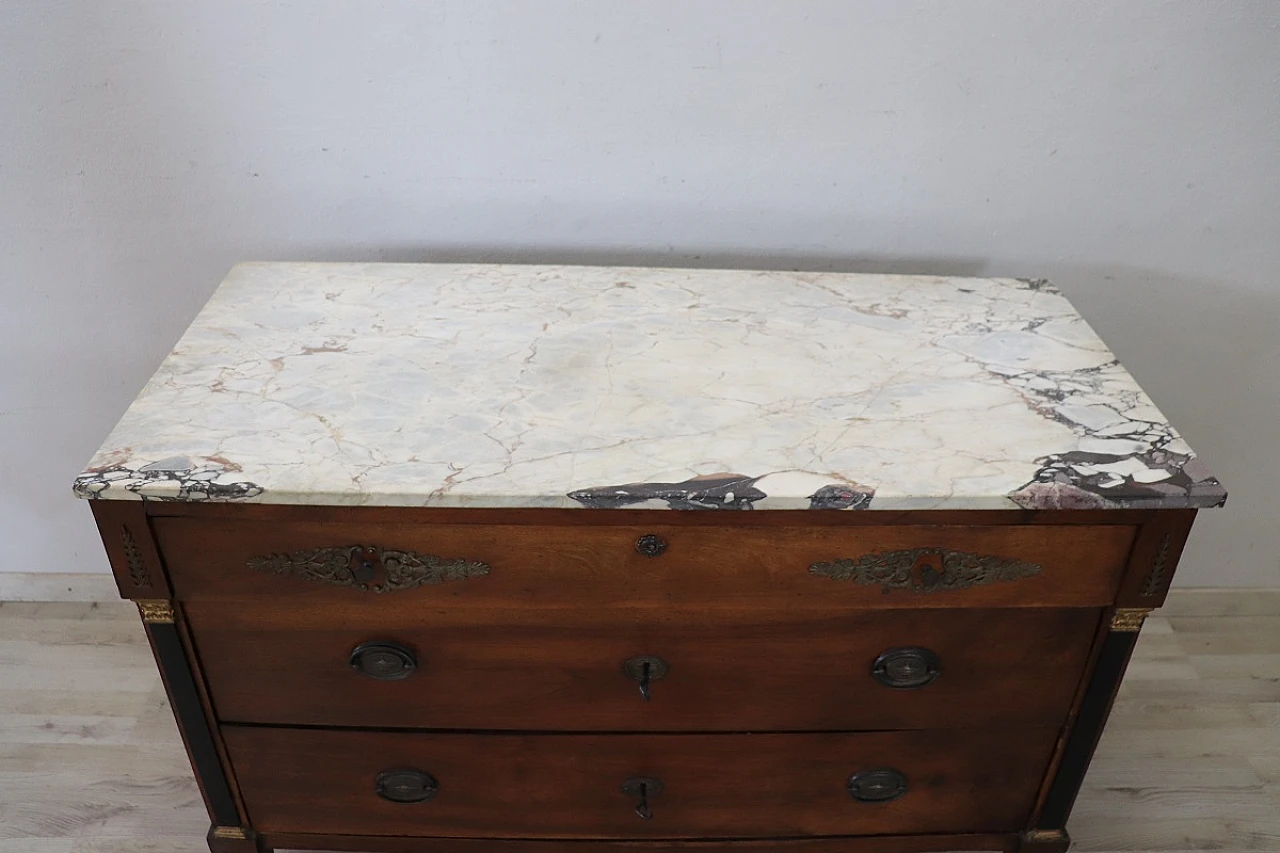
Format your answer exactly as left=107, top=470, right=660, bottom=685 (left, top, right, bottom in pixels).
left=154, top=518, right=1134, bottom=609
left=188, top=604, right=1099, bottom=731
left=259, top=834, right=1013, bottom=853
left=221, top=726, right=1056, bottom=838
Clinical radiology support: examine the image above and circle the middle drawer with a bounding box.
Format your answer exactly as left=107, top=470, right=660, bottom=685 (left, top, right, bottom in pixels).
left=188, top=603, right=1099, bottom=730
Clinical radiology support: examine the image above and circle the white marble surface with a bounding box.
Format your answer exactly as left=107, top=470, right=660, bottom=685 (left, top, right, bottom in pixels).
left=73, top=263, right=1224, bottom=510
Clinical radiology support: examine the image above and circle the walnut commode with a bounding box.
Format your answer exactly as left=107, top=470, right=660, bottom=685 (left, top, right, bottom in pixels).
left=77, top=263, right=1225, bottom=853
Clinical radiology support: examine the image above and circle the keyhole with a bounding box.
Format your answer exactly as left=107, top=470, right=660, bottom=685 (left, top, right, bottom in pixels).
left=623, top=656, right=668, bottom=702
left=635, top=782, right=652, bottom=820
left=621, top=776, right=663, bottom=820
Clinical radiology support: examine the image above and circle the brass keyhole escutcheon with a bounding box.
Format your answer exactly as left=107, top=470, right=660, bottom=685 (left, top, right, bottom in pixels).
left=635, top=534, right=668, bottom=557
left=621, top=776, right=664, bottom=819
left=623, top=655, right=669, bottom=702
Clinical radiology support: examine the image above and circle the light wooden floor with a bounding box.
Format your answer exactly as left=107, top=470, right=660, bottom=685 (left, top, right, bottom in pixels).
left=0, top=591, right=1277, bottom=852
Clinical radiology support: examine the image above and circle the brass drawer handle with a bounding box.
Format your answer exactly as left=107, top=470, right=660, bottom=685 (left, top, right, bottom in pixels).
left=376, top=769, right=438, bottom=804
left=872, top=647, right=940, bottom=689
left=623, top=655, right=669, bottom=702
left=350, top=641, right=418, bottom=681
left=847, top=768, right=907, bottom=803
left=621, top=776, right=664, bottom=819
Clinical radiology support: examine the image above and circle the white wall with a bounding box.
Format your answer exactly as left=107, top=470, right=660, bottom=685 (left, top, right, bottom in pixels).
left=2, top=1, right=1277, bottom=586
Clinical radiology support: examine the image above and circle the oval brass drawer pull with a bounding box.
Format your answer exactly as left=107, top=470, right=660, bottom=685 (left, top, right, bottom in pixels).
left=375, top=769, right=438, bottom=804
left=350, top=641, right=418, bottom=681
left=872, top=647, right=940, bottom=689
left=847, top=768, right=907, bottom=803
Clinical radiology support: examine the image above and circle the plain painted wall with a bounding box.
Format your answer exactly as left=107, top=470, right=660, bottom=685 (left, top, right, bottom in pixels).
left=2, top=1, right=1277, bottom=586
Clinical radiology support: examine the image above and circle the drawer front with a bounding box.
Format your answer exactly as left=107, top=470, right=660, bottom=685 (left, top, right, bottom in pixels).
left=156, top=518, right=1133, bottom=608
left=191, top=604, right=1098, bottom=731
left=224, top=727, right=1056, bottom=838
left=257, top=837, right=1009, bottom=853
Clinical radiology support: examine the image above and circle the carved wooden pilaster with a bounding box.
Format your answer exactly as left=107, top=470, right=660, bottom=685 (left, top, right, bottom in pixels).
left=88, top=500, right=171, bottom=599
left=1116, top=510, right=1196, bottom=606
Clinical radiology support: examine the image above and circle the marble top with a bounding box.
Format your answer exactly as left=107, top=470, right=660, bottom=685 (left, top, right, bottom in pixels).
left=74, top=263, right=1225, bottom=511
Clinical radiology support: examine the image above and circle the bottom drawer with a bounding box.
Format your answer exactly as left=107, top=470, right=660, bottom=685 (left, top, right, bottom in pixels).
left=225, top=727, right=1057, bottom=839
left=260, top=834, right=1012, bottom=853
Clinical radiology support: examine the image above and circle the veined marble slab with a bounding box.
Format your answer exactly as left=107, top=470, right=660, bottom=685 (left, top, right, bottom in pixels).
left=73, top=263, right=1225, bottom=511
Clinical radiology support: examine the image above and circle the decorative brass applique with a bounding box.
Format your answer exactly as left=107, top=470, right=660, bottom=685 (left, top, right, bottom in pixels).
left=810, top=548, right=1041, bottom=593
left=1140, top=532, right=1172, bottom=597
left=210, top=826, right=248, bottom=840
left=136, top=600, right=174, bottom=623
left=1111, top=608, right=1152, bottom=632
left=248, top=545, right=490, bottom=593
left=121, top=525, right=152, bottom=589
left=1022, top=829, right=1068, bottom=844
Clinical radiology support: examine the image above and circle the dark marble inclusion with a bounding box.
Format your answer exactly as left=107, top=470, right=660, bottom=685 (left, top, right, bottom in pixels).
left=808, top=484, right=875, bottom=510
left=568, top=474, right=875, bottom=510
left=73, top=457, right=264, bottom=502
left=568, top=473, right=767, bottom=510
left=1012, top=448, right=1226, bottom=510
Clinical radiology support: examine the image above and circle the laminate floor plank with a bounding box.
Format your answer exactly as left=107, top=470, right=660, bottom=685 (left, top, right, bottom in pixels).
left=0, top=841, right=207, bottom=852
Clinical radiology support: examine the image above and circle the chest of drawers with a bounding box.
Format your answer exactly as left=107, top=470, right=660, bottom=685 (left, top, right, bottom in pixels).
left=76, top=263, right=1225, bottom=853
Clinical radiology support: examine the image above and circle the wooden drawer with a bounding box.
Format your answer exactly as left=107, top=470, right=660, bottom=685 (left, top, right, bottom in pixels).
left=155, top=518, right=1134, bottom=608
left=255, top=836, right=1011, bottom=853
left=190, top=604, right=1098, bottom=731
left=223, top=727, right=1057, bottom=838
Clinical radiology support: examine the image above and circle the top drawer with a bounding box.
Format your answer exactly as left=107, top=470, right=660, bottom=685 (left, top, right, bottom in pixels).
left=154, top=518, right=1134, bottom=609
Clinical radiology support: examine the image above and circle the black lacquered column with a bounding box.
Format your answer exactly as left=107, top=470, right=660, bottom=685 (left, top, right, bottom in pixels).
left=1021, top=607, right=1150, bottom=852
left=137, top=601, right=255, bottom=850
